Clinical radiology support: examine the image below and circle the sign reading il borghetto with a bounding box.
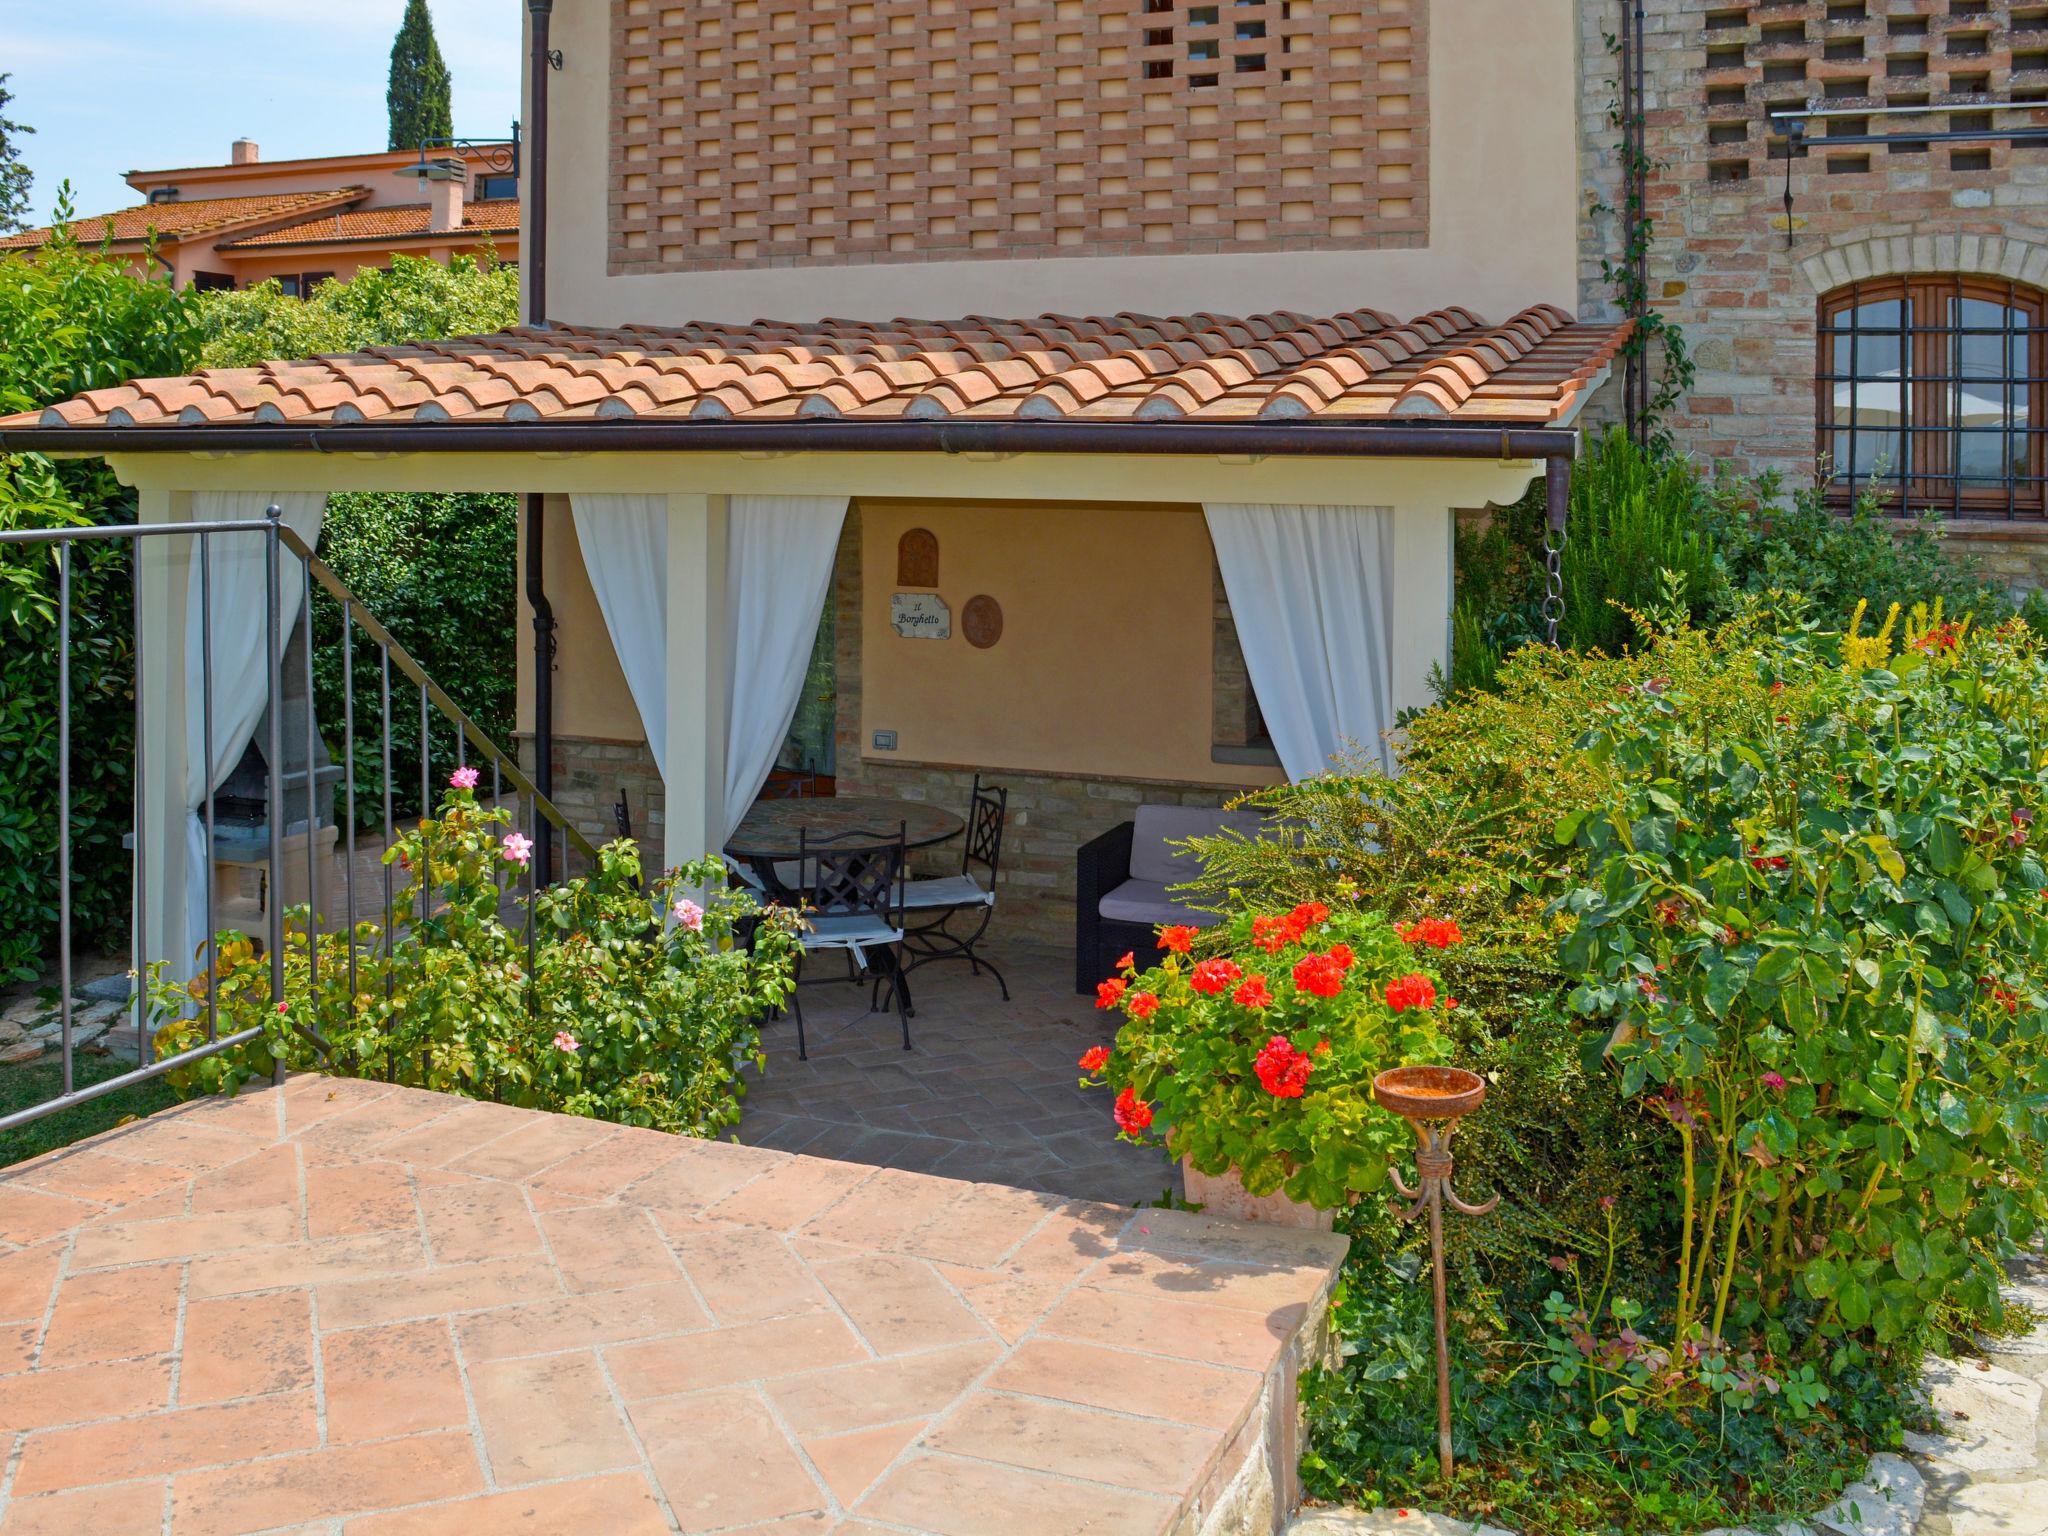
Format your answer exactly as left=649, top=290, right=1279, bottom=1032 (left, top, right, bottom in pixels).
left=890, top=592, right=952, bottom=639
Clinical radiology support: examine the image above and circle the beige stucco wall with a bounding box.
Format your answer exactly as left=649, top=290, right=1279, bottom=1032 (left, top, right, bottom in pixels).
left=516, top=492, right=648, bottom=743
left=525, top=0, right=1582, bottom=326
left=856, top=500, right=1276, bottom=790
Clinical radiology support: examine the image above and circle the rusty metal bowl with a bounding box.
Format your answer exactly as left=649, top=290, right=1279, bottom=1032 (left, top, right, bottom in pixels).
left=1372, top=1065, right=1486, bottom=1121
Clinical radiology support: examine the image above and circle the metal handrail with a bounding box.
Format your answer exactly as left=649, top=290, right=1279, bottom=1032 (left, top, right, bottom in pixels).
left=275, top=524, right=597, bottom=865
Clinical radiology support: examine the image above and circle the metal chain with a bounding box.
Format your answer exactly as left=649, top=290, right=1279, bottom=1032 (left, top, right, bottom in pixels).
left=1542, top=520, right=1567, bottom=648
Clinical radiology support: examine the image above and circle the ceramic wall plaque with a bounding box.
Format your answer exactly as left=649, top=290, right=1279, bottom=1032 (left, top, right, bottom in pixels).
left=896, top=527, right=939, bottom=587
left=890, top=591, right=951, bottom=639
left=962, top=594, right=1003, bottom=649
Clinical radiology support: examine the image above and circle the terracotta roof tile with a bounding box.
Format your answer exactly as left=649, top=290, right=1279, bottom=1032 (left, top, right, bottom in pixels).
left=213, top=200, right=520, bottom=250
left=0, top=189, right=367, bottom=250
left=3, top=307, right=1631, bottom=434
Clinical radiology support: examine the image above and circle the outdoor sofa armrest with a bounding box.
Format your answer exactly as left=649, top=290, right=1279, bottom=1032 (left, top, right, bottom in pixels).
left=1075, top=820, right=1136, bottom=994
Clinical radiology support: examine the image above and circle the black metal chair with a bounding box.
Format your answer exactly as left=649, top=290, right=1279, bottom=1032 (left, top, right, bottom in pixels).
left=789, top=825, right=910, bottom=1059
left=760, top=771, right=821, bottom=800
left=900, top=775, right=1009, bottom=1001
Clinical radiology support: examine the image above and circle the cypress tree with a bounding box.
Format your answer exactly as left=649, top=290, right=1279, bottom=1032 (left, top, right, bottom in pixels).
left=0, top=74, right=34, bottom=236
left=386, top=0, right=454, bottom=153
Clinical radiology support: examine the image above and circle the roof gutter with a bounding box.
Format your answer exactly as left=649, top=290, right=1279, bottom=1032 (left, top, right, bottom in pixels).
left=0, top=419, right=1582, bottom=460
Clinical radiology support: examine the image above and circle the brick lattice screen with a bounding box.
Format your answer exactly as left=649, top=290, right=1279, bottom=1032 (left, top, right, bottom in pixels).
left=1692, top=1, right=2048, bottom=185
left=608, top=0, right=1428, bottom=274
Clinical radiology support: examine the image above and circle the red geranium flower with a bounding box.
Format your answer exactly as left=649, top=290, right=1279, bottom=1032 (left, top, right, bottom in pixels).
left=1113, top=1087, right=1154, bottom=1135
left=1290, top=902, right=1331, bottom=930
left=1254, top=1034, right=1314, bottom=1098
left=1292, top=952, right=1345, bottom=998
left=1095, top=978, right=1127, bottom=1009
left=1233, top=974, right=1274, bottom=1009
left=1395, top=917, right=1464, bottom=950
left=1078, top=1045, right=1111, bottom=1072
left=1326, top=942, right=1355, bottom=972
left=1116, top=951, right=1136, bottom=972
left=1158, top=925, right=1197, bottom=954
left=1385, top=972, right=1438, bottom=1012
left=1189, top=957, right=1244, bottom=995
left=1127, top=990, right=1161, bottom=1020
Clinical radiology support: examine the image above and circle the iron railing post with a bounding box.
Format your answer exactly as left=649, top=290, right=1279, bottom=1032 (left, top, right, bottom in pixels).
left=56, top=545, right=72, bottom=1097
left=264, top=504, right=286, bottom=1086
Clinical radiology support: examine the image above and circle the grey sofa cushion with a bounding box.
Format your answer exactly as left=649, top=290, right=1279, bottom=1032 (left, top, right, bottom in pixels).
left=1128, top=804, right=1270, bottom=887
left=1097, top=878, right=1222, bottom=930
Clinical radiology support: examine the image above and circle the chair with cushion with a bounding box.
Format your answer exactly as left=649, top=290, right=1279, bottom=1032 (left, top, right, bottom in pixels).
left=900, top=775, right=1009, bottom=1000
left=790, top=826, right=910, bottom=1059
left=1075, top=803, right=1270, bottom=994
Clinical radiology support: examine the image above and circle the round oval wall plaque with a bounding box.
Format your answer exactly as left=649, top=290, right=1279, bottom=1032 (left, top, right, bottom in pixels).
left=962, top=594, right=1003, bottom=649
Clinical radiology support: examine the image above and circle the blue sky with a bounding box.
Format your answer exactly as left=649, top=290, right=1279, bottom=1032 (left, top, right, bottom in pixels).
left=6, top=1, right=521, bottom=225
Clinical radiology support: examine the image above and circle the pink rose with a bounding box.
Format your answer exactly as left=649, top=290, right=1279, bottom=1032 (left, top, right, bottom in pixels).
left=553, top=1031, right=578, bottom=1053
left=673, top=898, right=705, bottom=932
left=449, top=766, right=480, bottom=790
left=501, top=832, right=534, bottom=867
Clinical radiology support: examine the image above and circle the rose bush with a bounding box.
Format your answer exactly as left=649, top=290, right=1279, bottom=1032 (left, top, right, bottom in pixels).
left=150, top=776, right=801, bottom=1137
left=1081, top=904, right=1453, bottom=1209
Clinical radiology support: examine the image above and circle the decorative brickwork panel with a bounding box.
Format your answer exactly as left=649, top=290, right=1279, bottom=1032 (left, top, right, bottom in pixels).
left=1578, top=0, right=2048, bottom=533
left=608, top=0, right=1428, bottom=273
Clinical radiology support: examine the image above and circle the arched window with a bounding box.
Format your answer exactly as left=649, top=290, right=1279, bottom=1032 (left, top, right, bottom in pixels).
left=1817, top=276, right=2044, bottom=515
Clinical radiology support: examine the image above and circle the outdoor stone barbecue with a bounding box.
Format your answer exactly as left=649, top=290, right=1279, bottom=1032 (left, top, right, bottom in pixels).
left=0, top=1075, right=1348, bottom=1534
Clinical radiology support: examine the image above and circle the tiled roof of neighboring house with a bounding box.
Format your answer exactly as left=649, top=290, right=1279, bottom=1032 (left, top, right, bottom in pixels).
left=216, top=199, right=521, bottom=250
left=9, top=305, right=1629, bottom=430
left=0, top=189, right=367, bottom=251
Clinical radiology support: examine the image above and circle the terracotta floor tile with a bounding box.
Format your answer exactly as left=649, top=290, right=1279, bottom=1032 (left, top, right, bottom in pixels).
left=337, top=1471, right=671, bottom=1536
left=812, top=1252, right=991, bottom=1356
left=616, top=1139, right=783, bottom=1222
left=924, top=1390, right=1222, bottom=1495
left=933, top=1265, right=1068, bottom=1344
left=185, top=1144, right=299, bottom=1216
left=988, top=1337, right=1258, bottom=1431
left=370, top=1101, right=524, bottom=1168
left=321, top=1317, right=468, bottom=1442
left=0, top=1321, right=39, bottom=1374
left=10, top=1149, right=192, bottom=1209
left=896, top=1183, right=1068, bottom=1269
left=765, top=1341, right=1003, bottom=1437
left=798, top=1168, right=975, bottom=1254
left=607, top=1309, right=867, bottom=1400
left=186, top=1229, right=425, bottom=1300
left=455, top=1279, right=709, bottom=1363
left=799, top=1419, right=925, bottom=1506
left=1119, top=1207, right=1350, bottom=1271
left=446, top=1112, right=609, bottom=1182
left=315, top=1254, right=561, bottom=1330
left=0, top=1240, right=63, bottom=1322
left=279, top=1075, right=397, bottom=1135
left=0, top=1185, right=100, bottom=1246
left=416, top=1177, right=543, bottom=1264
left=855, top=1451, right=1173, bottom=1536
left=69, top=1207, right=300, bottom=1271
left=0, top=1476, right=167, bottom=1536
left=97, top=1117, right=270, bottom=1173
left=13, top=1390, right=318, bottom=1495
left=169, top=1428, right=482, bottom=1534
left=1084, top=1247, right=1335, bottom=1317
left=537, top=1203, right=681, bottom=1293
left=177, top=1290, right=315, bottom=1405
left=999, top=1202, right=1131, bottom=1282
left=527, top=1126, right=683, bottom=1201
left=1037, top=1286, right=1292, bottom=1372
left=631, top=1387, right=829, bottom=1532
left=469, top=1349, right=639, bottom=1483
left=293, top=1087, right=465, bottom=1158
left=670, top=1226, right=830, bottom=1325
left=0, top=1355, right=173, bottom=1430
left=305, top=1161, right=417, bottom=1240
left=39, top=1262, right=182, bottom=1368
left=697, top=1154, right=871, bottom=1232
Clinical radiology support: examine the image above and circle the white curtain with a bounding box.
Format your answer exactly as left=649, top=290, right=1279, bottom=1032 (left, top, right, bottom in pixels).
left=1203, top=502, right=1397, bottom=781
left=178, top=491, right=326, bottom=975
left=571, top=493, right=849, bottom=843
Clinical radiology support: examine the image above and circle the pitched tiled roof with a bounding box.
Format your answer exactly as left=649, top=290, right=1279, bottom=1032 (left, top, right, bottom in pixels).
left=0, top=189, right=367, bottom=251
left=9, top=305, right=1628, bottom=431
left=217, top=200, right=521, bottom=250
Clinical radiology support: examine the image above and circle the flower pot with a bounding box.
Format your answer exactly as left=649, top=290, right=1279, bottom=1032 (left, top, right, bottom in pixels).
left=1181, top=1157, right=1333, bottom=1231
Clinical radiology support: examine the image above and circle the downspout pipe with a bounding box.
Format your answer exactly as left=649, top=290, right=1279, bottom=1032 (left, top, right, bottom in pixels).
left=524, top=0, right=556, bottom=883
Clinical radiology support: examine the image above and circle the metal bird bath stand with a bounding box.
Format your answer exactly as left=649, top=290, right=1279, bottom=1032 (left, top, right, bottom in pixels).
left=1372, top=1065, right=1497, bottom=1484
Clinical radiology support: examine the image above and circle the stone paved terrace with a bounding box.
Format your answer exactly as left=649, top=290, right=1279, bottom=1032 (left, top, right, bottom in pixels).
left=736, top=944, right=1176, bottom=1210
left=0, top=1076, right=1348, bottom=1535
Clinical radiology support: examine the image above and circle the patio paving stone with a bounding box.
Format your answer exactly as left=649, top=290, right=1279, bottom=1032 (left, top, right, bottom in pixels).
left=0, top=1072, right=1345, bottom=1533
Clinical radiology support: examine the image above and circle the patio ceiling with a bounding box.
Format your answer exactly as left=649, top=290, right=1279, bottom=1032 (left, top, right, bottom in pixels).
left=2, top=304, right=1629, bottom=436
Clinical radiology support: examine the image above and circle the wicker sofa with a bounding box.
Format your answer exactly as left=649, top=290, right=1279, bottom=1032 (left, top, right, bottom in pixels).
left=1075, top=803, right=1270, bottom=994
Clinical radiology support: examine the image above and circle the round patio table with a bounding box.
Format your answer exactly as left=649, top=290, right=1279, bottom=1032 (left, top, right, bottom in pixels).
left=725, top=795, right=964, bottom=863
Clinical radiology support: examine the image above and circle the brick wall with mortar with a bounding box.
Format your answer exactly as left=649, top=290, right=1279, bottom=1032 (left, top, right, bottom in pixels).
left=1577, top=0, right=2048, bottom=580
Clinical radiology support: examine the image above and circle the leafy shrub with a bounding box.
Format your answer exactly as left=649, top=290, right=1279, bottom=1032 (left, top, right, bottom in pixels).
left=191, top=252, right=518, bottom=368
left=0, top=197, right=204, bottom=976
left=1083, top=905, right=1452, bottom=1209
left=312, top=491, right=518, bottom=826
left=151, top=778, right=801, bottom=1137
left=1560, top=427, right=1724, bottom=655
